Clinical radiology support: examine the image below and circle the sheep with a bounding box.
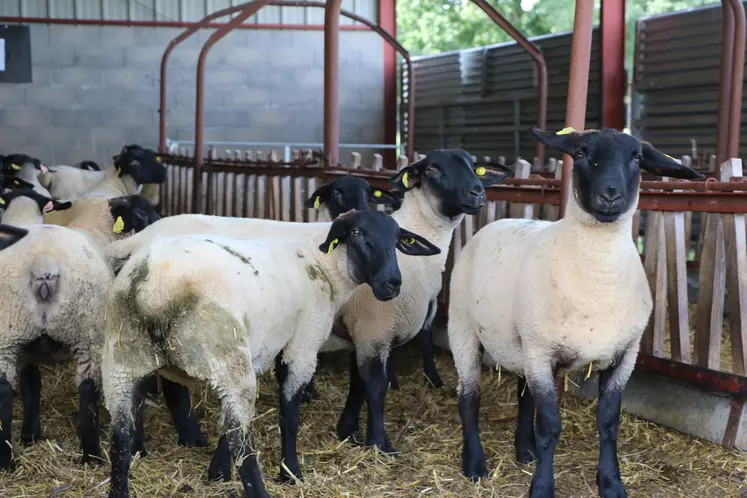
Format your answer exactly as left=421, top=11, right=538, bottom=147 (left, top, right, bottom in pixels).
left=102, top=209, right=442, bottom=498
left=1, top=153, right=52, bottom=197
left=448, top=127, right=703, bottom=498
left=0, top=188, right=162, bottom=466
left=38, top=145, right=166, bottom=201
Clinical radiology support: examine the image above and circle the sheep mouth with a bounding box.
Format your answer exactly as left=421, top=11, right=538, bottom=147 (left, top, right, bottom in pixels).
left=591, top=209, right=622, bottom=223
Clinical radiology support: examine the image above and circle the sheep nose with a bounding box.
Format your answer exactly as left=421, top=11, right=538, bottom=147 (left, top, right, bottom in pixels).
left=599, top=185, right=621, bottom=202
left=468, top=186, right=485, bottom=198
left=382, top=277, right=401, bottom=293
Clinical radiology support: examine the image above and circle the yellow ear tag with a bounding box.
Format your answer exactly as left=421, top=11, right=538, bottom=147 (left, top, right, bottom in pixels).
left=156, top=156, right=162, bottom=163
left=313, top=196, right=321, bottom=209
left=402, top=172, right=409, bottom=188
left=0, top=198, right=5, bottom=205
left=585, top=362, right=593, bottom=380
left=406, top=237, right=416, bottom=245
left=475, top=166, right=486, bottom=176
left=116, top=167, right=121, bottom=175
left=11, top=163, right=21, bottom=171
left=556, top=127, right=576, bottom=135
left=113, top=216, right=125, bottom=234
left=664, top=153, right=675, bottom=160
left=326, top=238, right=339, bottom=255
left=14, top=180, right=20, bottom=186
left=373, top=190, right=383, bottom=198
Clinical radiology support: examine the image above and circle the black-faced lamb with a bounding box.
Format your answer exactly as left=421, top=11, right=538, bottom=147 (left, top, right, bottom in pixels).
left=448, top=127, right=703, bottom=498
left=1, top=153, right=52, bottom=197
left=0, top=188, right=161, bottom=467
left=103, top=209, right=442, bottom=498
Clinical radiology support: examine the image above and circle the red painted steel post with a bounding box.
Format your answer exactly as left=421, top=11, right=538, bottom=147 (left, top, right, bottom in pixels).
left=470, top=0, right=547, bottom=166
left=380, top=0, right=397, bottom=165
left=727, top=0, right=745, bottom=159
left=600, top=0, right=626, bottom=130
left=717, top=0, right=735, bottom=166
left=559, top=0, right=595, bottom=218
left=324, top=0, right=343, bottom=166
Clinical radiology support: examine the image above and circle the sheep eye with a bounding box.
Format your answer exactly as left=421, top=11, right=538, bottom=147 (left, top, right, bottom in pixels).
left=574, top=150, right=585, bottom=159
left=425, top=165, right=439, bottom=173
left=351, top=228, right=362, bottom=237
left=332, top=189, right=342, bottom=197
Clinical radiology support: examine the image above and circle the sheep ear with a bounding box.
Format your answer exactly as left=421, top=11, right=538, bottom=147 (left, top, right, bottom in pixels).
left=0, top=224, right=28, bottom=250
left=319, top=214, right=351, bottom=254
left=529, top=126, right=583, bottom=156
left=367, top=186, right=401, bottom=205
left=389, top=159, right=426, bottom=192
left=396, top=229, right=441, bottom=257
left=640, top=142, right=704, bottom=180
left=305, top=182, right=332, bottom=209
left=53, top=200, right=72, bottom=211
left=474, top=162, right=514, bottom=187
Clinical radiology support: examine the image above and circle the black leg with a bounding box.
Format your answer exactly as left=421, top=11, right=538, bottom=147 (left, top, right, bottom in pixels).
left=160, top=377, right=207, bottom=447
left=360, top=355, right=396, bottom=454
left=226, top=424, right=268, bottom=498
left=459, top=389, right=487, bottom=480
left=79, top=378, right=102, bottom=465
left=207, top=434, right=232, bottom=482
left=418, top=328, right=443, bottom=388
left=528, top=367, right=561, bottom=498
left=109, top=411, right=135, bottom=498
left=336, top=352, right=366, bottom=444
left=300, top=376, right=318, bottom=404
left=0, top=378, right=14, bottom=469
left=596, top=366, right=627, bottom=498
left=515, top=376, right=537, bottom=464
left=275, top=352, right=304, bottom=482
left=385, top=355, right=400, bottom=390
left=130, top=383, right=147, bottom=457
left=20, top=364, right=42, bottom=445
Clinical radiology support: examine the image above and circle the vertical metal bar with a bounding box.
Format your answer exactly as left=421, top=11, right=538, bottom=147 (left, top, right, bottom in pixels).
left=324, top=0, right=343, bottom=166
left=727, top=0, right=745, bottom=159
left=559, top=0, right=595, bottom=218
left=380, top=0, right=397, bottom=166
left=601, top=0, right=626, bottom=130
left=513, top=100, right=521, bottom=159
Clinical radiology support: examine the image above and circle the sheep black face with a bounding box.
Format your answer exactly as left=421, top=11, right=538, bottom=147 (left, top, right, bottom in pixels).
left=319, top=210, right=441, bottom=301
left=108, top=195, right=161, bottom=234
left=1, top=153, right=50, bottom=175
left=0, top=188, right=72, bottom=213
left=113, top=145, right=167, bottom=186
left=530, top=127, right=704, bottom=223
left=304, top=176, right=401, bottom=219
left=389, top=149, right=513, bottom=217
left=78, top=160, right=101, bottom=171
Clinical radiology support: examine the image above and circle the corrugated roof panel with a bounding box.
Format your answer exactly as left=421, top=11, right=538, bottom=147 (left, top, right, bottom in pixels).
left=73, top=0, right=103, bottom=20
left=49, top=0, right=76, bottom=19
left=0, top=0, right=21, bottom=16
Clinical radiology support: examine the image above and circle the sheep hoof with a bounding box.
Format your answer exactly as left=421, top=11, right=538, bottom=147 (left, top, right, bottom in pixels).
left=463, top=464, right=488, bottom=482
left=278, top=466, right=303, bottom=484
left=21, top=432, right=41, bottom=446
left=372, top=440, right=398, bottom=456
left=426, top=375, right=444, bottom=389
left=528, top=478, right=554, bottom=498
left=178, top=433, right=208, bottom=448
left=81, top=452, right=104, bottom=466
left=597, top=473, right=627, bottom=498
left=516, top=447, right=537, bottom=465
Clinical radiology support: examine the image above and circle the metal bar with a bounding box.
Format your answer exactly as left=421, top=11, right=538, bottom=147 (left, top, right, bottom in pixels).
left=0, top=16, right=366, bottom=30
left=168, top=140, right=400, bottom=149
left=601, top=0, right=626, bottom=130
left=194, top=0, right=276, bottom=213
left=635, top=354, right=747, bottom=396
left=727, top=0, right=746, bottom=159
left=559, top=0, right=596, bottom=218
left=324, top=0, right=343, bottom=166
left=717, top=0, right=735, bottom=166
left=380, top=0, right=397, bottom=165
left=469, top=0, right=547, bottom=166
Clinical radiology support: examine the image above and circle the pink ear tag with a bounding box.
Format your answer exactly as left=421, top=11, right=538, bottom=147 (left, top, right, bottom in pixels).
left=43, top=201, right=54, bottom=213
left=41, top=164, right=49, bottom=173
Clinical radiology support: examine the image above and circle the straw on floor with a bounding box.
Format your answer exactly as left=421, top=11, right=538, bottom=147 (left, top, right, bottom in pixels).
left=3, top=342, right=746, bottom=498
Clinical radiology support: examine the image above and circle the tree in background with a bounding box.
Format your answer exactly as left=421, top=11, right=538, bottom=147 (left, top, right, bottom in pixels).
left=397, top=0, right=713, bottom=68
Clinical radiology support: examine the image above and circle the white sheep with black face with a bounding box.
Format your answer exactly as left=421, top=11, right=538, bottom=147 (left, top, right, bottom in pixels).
left=448, top=127, right=704, bottom=498
left=0, top=188, right=161, bottom=469
left=101, top=209, right=442, bottom=498
left=1, top=153, right=52, bottom=197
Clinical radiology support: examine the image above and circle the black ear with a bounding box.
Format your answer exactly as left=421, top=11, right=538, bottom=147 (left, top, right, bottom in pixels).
left=474, top=162, right=514, bottom=187
left=0, top=224, right=28, bottom=250
left=640, top=142, right=704, bottom=180
left=305, top=182, right=332, bottom=209
left=396, top=228, right=442, bottom=257
left=368, top=186, right=401, bottom=205
left=318, top=214, right=352, bottom=254
left=49, top=200, right=72, bottom=212
left=389, top=158, right=427, bottom=192
left=529, top=126, right=584, bottom=156
left=80, top=160, right=101, bottom=171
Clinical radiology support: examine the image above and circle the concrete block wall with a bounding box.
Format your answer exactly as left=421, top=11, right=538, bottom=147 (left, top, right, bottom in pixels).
left=0, top=24, right=384, bottom=166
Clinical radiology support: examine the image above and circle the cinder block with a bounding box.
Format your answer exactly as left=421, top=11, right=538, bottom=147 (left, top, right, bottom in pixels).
left=293, top=68, right=324, bottom=88
left=222, top=127, right=267, bottom=143
left=32, top=67, right=52, bottom=86
left=125, top=46, right=166, bottom=67
left=249, top=107, right=294, bottom=129
left=121, top=89, right=161, bottom=109
left=162, top=107, right=196, bottom=128
left=12, top=145, right=57, bottom=165
left=240, top=30, right=285, bottom=47
left=224, top=86, right=270, bottom=107
left=25, top=87, right=78, bottom=109
left=74, top=46, right=126, bottom=69
left=359, top=86, right=383, bottom=107
left=173, top=87, right=224, bottom=109
left=167, top=48, right=201, bottom=69
left=208, top=69, right=250, bottom=88
left=99, top=27, right=137, bottom=47
left=50, top=67, right=104, bottom=88
left=33, top=126, right=88, bottom=149
left=92, top=127, right=143, bottom=149
left=51, top=109, right=104, bottom=127
left=102, top=68, right=156, bottom=89
left=33, top=44, right=76, bottom=68
left=270, top=87, right=322, bottom=108
left=134, top=26, right=176, bottom=47
left=113, top=107, right=159, bottom=127
left=214, top=46, right=270, bottom=67
left=0, top=86, right=26, bottom=106
left=269, top=46, right=318, bottom=68
left=76, top=88, right=126, bottom=109
left=0, top=107, right=53, bottom=128
left=0, top=126, right=33, bottom=148
left=49, top=25, right=101, bottom=46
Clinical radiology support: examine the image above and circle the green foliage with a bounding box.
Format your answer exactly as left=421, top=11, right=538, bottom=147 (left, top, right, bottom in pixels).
left=398, top=0, right=714, bottom=67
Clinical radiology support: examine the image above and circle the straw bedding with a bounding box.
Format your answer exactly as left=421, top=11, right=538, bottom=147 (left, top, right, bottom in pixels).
left=2, top=342, right=746, bottom=498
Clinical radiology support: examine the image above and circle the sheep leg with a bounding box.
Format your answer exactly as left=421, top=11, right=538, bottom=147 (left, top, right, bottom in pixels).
left=527, top=363, right=561, bottom=498
left=360, top=352, right=396, bottom=454
left=419, top=300, right=443, bottom=388
left=108, top=380, right=140, bottom=498
left=20, top=364, right=42, bottom=445
left=79, top=378, right=102, bottom=464
left=300, top=375, right=318, bottom=404
left=515, top=376, right=537, bottom=463
left=450, top=318, right=486, bottom=480
left=0, top=376, right=14, bottom=469
left=336, top=352, right=366, bottom=444
left=130, top=382, right=147, bottom=457
left=274, top=351, right=304, bottom=482
left=385, top=355, right=399, bottom=390
left=207, top=435, right=231, bottom=482
left=160, top=377, right=207, bottom=447
left=596, top=348, right=637, bottom=498
left=225, top=420, right=267, bottom=498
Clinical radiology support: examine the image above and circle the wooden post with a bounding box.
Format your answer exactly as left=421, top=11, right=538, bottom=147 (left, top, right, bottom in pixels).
left=510, top=159, right=533, bottom=219
left=641, top=210, right=667, bottom=357
left=292, top=149, right=304, bottom=223
left=255, top=151, right=267, bottom=220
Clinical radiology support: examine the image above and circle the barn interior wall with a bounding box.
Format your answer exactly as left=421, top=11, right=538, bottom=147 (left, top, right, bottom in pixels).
left=0, top=24, right=384, bottom=166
